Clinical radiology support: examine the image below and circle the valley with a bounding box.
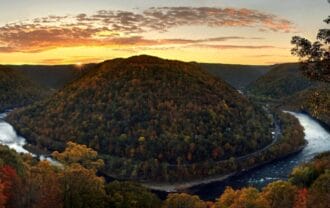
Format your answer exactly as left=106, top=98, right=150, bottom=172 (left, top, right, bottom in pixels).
left=1, top=55, right=327, bottom=200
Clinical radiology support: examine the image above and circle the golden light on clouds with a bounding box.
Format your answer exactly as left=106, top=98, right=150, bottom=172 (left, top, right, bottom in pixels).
left=0, top=6, right=300, bottom=65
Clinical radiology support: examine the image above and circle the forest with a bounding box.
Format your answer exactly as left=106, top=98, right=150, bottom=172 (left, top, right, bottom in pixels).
left=0, top=67, right=45, bottom=112
left=1, top=142, right=328, bottom=208
left=7, top=55, right=275, bottom=181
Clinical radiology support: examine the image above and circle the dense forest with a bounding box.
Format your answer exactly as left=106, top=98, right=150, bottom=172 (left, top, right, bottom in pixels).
left=282, top=84, right=330, bottom=127
left=7, top=55, right=275, bottom=181
left=247, top=63, right=316, bottom=102
left=0, top=142, right=328, bottom=208
left=0, top=67, right=46, bottom=112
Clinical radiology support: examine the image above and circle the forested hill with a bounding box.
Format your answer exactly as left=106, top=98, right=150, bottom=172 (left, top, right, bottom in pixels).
left=9, top=64, right=96, bottom=90
left=7, top=55, right=272, bottom=180
left=0, top=66, right=46, bottom=112
left=247, top=63, right=316, bottom=101
left=200, top=63, right=271, bottom=90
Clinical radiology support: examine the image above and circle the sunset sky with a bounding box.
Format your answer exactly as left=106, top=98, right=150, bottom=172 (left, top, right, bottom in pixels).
left=0, top=0, right=329, bottom=65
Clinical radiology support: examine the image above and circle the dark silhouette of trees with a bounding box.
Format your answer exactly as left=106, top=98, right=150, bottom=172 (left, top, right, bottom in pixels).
left=291, top=1, right=330, bottom=82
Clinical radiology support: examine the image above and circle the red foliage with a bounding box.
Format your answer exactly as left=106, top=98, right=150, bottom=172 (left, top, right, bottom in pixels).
left=293, top=188, right=308, bottom=208
left=0, top=181, right=7, bottom=208
left=0, top=165, right=19, bottom=207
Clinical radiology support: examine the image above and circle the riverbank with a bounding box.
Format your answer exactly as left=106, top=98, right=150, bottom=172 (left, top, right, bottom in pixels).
left=141, top=142, right=306, bottom=192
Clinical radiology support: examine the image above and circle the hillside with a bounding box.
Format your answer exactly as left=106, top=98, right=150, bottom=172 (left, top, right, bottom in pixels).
left=10, top=64, right=95, bottom=90
left=7, top=55, right=273, bottom=181
left=247, top=63, right=316, bottom=101
left=0, top=66, right=45, bottom=112
left=282, top=84, right=330, bottom=127
left=200, top=63, right=270, bottom=90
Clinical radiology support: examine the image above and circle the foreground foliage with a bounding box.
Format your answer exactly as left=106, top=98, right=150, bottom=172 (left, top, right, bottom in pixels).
left=1, top=143, right=329, bottom=208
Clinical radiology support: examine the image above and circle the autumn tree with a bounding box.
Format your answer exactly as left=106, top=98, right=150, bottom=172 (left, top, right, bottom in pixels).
left=214, top=187, right=269, bottom=208
left=61, top=164, right=106, bottom=208
left=293, top=188, right=308, bottom=208
left=105, top=181, right=161, bottom=208
left=0, top=165, right=21, bottom=208
left=291, top=0, right=330, bottom=82
left=307, top=172, right=330, bottom=208
left=261, top=181, right=297, bottom=208
left=163, top=193, right=207, bottom=208
left=0, top=181, right=6, bottom=208
left=27, top=161, right=62, bottom=208
left=52, top=141, right=104, bottom=171
left=52, top=142, right=106, bottom=208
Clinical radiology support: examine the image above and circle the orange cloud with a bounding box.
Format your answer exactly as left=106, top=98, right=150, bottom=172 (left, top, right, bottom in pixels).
left=0, top=7, right=295, bottom=53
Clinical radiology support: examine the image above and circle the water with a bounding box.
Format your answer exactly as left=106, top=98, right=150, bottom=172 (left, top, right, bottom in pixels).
left=0, top=111, right=329, bottom=200
left=189, top=112, right=330, bottom=200
left=0, top=111, right=60, bottom=165
left=0, top=112, right=29, bottom=154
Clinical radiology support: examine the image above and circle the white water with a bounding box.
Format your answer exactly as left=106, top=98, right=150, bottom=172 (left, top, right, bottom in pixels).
left=0, top=112, right=29, bottom=154
left=0, top=112, right=59, bottom=165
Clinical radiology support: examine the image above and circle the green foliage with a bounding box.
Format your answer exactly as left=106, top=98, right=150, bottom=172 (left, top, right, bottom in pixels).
left=105, top=181, right=161, bottom=208
left=8, top=55, right=272, bottom=181
left=290, top=151, right=330, bottom=188
left=0, top=145, right=25, bottom=176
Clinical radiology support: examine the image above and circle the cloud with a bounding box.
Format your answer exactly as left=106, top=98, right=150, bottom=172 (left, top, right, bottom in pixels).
left=0, top=7, right=294, bottom=53
left=187, top=44, right=276, bottom=50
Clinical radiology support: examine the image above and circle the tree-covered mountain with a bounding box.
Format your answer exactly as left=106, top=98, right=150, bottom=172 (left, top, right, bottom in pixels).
left=9, top=64, right=95, bottom=90
left=200, top=63, right=270, bottom=90
left=282, top=84, right=330, bottom=127
left=7, top=55, right=273, bottom=180
left=0, top=66, right=46, bottom=112
left=247, top=63, right=316, bottom=101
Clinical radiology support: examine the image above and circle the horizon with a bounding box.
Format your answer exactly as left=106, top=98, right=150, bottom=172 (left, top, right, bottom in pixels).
left=0, top=0, right=329, bottom=65
left=0, top=54, right=296, bottom=66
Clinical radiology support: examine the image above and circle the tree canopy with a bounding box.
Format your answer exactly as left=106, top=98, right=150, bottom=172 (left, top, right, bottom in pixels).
left=291, top=3, right=330, bottom=82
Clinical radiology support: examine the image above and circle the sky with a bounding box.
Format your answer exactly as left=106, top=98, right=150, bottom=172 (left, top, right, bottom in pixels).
left=0, top=0, right=329, bottom=65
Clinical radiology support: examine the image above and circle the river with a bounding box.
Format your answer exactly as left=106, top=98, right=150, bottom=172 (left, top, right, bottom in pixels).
left=0, top=111, right=59, bottom=164
left=188, top=112, right=330, bottom=200
left=0, top=111, right=329, bottom=201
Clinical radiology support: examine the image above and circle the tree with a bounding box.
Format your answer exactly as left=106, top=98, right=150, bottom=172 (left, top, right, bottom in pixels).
left=307, top=172, right=330, bottom=208
left=261, top=181, right=297, bottom=208
left=293, top=188, right=308, bottom=208
left=52, top=142, right=106, bottom=208
left=105, top=181, right=161, bottom=208
left=52, top=141, right=104, bottom=171
left=291, top=1, right=330, bottom=82
left=0, top=181, right=6, bottom=208
left=0, top=165, right=20, bottom=208
left=163, top=193, right=207, bottom=208
left=214, top=187, right=269, bottom=208
left=61, top=163, right=106, bottom=208
left=289, top=166, right=318, bottom=187
left=27, top=161, right=62, bottom=208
